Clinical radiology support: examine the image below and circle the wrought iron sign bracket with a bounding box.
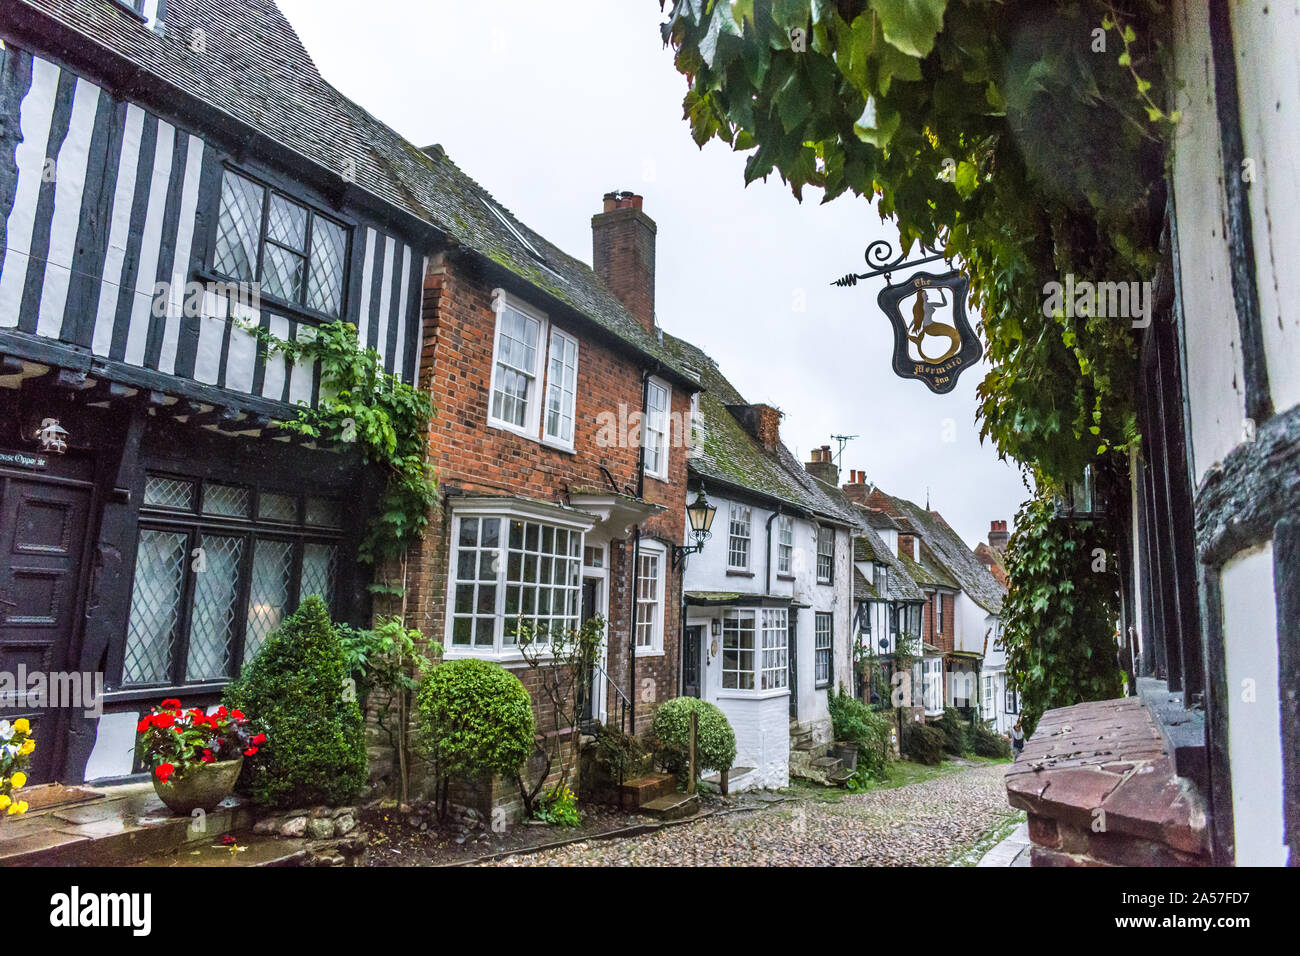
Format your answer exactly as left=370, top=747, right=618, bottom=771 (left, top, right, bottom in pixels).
left=831, top=239, right=949, bottom=288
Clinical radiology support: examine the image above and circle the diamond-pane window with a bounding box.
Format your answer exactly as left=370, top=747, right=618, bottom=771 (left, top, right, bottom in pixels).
left=300, top=542, right=338, bottom=605
left=186, top=535, right=244, bottom=681
left=246, top=538, right=293, bottom=663
left=306, top=218, right=347, bottom=316
left=143, top=476, right=194, bottom=511
left=258, top=492, right=297, bottom=522
left=213, top=171, right=263, bottom=281
left=305, top=497, right=342, bottom=528
left=123, top=530, right=187, bottom=685
left=209, top=168, right=350, bottom=314
left=202, top=483, right=250, bottom=518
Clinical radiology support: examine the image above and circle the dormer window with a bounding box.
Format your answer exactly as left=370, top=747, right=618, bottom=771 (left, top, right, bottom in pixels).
left=116, top=0, right=164, bottom=32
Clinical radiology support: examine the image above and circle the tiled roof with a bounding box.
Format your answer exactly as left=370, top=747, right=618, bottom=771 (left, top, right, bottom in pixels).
left=850, top=506, right=925, bottom=602
left=15, top=0, right=696, bottom=382
left=853, top=567, right=878, bottom=601
left=659, top=333, right=858, bottom=528
left=869, top=489, right=1006, bottom=614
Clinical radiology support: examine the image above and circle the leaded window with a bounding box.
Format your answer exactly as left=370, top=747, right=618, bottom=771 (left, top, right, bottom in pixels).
left=121, top=473, right=342, bottom=688
left=212, top=168, right=349, bottom=318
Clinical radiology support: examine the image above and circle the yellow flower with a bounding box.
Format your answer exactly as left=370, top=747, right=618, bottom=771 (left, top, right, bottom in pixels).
left=19, top=739, right=35, bottom=756
left=12, top=719, right=29, bottom=734
left=0, top=795, right=10, bottom=810
left=9, top=772, right=25, bottom=789
left=6, top=801, right=26, bottom=815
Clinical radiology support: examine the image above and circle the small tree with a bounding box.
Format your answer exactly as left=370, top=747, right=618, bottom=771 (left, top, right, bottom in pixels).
left=652, top=697, right=736, bottom=784
left=224, top=596, right=367, bottom=807
left=514, top=615, right=604, bottom=817
left=415, top=658, right=533, bottom=820
left=340, top=616, right=437, bottom=805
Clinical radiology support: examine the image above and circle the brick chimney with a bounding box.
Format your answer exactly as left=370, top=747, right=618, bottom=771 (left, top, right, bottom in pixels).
left=727, top=403, right=781, bottom=451
left=592, top=190, right=656, bottom=333
left=842, top=469, right=872, bottom=504
left=805, top=445, right=838, bottom=486
left=988, top=519, right=1010, bottom=551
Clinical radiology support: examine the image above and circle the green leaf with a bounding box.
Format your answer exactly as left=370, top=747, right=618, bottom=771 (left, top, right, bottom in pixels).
left=852, top=96, right=901, bottom=148
left=868, top=0, right=949, bottom=59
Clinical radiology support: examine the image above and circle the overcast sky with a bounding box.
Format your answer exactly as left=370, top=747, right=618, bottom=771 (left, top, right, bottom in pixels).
left=277, top=0, right=1030, bottom=549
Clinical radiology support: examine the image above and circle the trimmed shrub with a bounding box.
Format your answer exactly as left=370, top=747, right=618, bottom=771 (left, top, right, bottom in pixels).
left=415, top=658, right=534, bottom=784
left=901, top=720, right=945, bottom=765
left=969, top=721, right=1014, bottom=759
left=828, top=687, right=893, bottom=778
left=935, top=708, right=968, bottom=756
left=224, top=596, right=367, bottom=807
left=652, top=697, right=736, bottom=780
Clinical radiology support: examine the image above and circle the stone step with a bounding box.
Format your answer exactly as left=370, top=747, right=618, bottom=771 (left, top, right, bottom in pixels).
left=617, top=773, right=678, bottom=808
left=640, top=793, right=699, bottom=820
left=811, top=756, right=843, bottom=772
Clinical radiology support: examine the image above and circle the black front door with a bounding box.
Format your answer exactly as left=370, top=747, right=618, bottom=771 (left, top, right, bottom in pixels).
left=0, top=471, right=93, bottom=783
left=683, top=625, right=703, bottom=698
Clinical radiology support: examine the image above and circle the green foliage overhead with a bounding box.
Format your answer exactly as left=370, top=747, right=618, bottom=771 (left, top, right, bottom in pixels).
left=661, top=0, right=1171, bottom=484
left=415, top=658, right=535, bottom=783
left=1000, top=490, right=1124, bottom=734
left=652, top=697, right=738, bottom=779
left=247, top=320, right=437, bottom=565
left=225, top=596, right=368, bottom=807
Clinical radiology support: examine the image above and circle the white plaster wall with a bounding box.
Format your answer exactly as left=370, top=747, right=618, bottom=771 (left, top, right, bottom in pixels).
left=955, top=592, right=989, bottom=654
left=1171, top=0, right=1248, bottom=482
left=1220, top=543, right=1289, bottom=866
left=717, top=690, right=790, bottom=790
left=1231, top=0, right=1300, bottom=416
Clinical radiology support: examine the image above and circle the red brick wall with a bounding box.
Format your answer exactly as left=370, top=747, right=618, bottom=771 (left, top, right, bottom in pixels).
left=922, top=591, right=955, bottom=654
left=404, top=250, right=689, bottom=739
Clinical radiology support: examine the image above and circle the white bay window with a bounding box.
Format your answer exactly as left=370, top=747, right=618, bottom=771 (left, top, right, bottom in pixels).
left=722, top=607, right=788, bottom=692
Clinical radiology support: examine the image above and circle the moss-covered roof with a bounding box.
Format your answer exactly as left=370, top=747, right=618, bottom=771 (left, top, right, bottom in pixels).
left=853, top=567, right=879, bottom=601
left=849, top=508, right=925, bottom=602
left=658, top=333, right=859, bottom=528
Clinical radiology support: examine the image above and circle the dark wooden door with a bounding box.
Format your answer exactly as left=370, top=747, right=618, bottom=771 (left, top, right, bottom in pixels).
left=579, top=577, right=599, bottom=724
left=788, top=613, right=798, bottom=719
left=0, top=473, right=92, bottom=783
left=683, top=625, right=703, bottom=699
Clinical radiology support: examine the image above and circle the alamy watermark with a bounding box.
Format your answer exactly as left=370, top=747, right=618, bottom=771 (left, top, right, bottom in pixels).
left=1042, top=273, right=1152, bottom=329
left=151, top=278, right=262, bottom=318
left=0, top=667, right=104, bottom=718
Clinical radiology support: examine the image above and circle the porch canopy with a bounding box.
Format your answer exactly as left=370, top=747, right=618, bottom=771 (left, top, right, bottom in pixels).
left=684, top=591, right=807, bottom=609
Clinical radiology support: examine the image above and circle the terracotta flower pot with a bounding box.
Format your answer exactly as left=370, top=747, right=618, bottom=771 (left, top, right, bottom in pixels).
left=152, top=757, right=244, bottom=815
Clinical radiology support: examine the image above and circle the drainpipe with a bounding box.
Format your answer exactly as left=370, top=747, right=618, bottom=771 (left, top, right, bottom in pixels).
left=764, top=506, right=783, bottom=596
left=627, top=368, right=653, bottom=735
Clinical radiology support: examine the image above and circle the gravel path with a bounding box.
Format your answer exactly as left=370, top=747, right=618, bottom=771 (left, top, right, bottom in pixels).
left=488, top=761, right=1015, bottom=866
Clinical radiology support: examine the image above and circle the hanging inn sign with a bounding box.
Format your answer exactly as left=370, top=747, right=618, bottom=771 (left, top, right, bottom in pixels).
left=833, top=240, right=982, bottom=394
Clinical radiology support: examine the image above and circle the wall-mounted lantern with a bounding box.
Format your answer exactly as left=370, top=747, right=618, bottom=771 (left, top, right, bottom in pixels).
left=673, top=484, right=718, bottom=568
left=1056, top=464, right=1104, bottom=521
left=34, top=418, right=68, bottom=454
left=711, top=618, right=721, bottom=638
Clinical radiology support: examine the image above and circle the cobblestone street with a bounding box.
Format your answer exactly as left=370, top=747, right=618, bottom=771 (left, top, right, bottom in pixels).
left=489, top=761, right=1019, bottom=867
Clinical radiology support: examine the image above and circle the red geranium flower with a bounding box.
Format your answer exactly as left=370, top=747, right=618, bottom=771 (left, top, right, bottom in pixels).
left=243, top=746, right=258, bottom=757
left=200, top=749, right=215, bottom=763
left=160, top=698, right=181, bottom=711
left=251, top=733, right=267, bottom=745
left=136, top=718, right=151, bottom=734
left=155, top=763, right=176, bottom=783
left=153, top=713, right=175, bottom=729
left=231, top=709, right=245, bottom=721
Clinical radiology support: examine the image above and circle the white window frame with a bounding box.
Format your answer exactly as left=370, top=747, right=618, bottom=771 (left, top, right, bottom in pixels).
left=777, top=515, right=794, bottom=575
left=728, top=502, right=752, bottom=571
left=443, top=502, right=592, bottom=661
left=816, top=525, right=835, bottom=584
left=486, top=290, right=547, bottom=439
left=542, top=326, right=579, bottom=450
left=634, top=540, right=666, bottom=656
left=814, top=612, right=833, bottom=689
left=720, top=606, right=789, bottom=695
left=687, top=389, right=702, bottom=456
left=643, top=376, right=671, bottom=481
left=934, top=591, right=945, bottom=634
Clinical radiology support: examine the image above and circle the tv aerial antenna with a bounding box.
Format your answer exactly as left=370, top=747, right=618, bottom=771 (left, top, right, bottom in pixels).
left=830, top=434, right=857, bottom=468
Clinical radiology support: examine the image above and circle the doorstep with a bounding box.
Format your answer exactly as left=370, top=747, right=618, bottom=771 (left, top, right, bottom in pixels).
left=0, top=781, right=254, bottom=866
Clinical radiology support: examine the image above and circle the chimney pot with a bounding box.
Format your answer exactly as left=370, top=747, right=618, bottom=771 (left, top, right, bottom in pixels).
left=593, top=192, right=656, bottom=332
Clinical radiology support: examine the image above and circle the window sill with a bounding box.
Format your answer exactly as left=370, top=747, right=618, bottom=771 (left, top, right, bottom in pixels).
left=643, top=470, right=670, bottom=484
left=725, top=569, right=755, bottom=578
left=634, top=648, right=665, bottom=659
left=486, top=417, right=539, bottom=442
left=540, top=437, right=576, bottom=455
left=443, top=646, right=557, bottom=666
left=193, top=268, right=342, bottom=328
left=776, top=573, right=795, bottom=582
left=717, top=688, right=790, bottom=702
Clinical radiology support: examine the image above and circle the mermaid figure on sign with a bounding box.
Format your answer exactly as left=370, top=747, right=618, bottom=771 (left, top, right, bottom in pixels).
left=907, top=288, right=961, bottom=363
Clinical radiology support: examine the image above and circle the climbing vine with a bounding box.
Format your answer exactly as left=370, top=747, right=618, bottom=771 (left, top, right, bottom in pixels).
left=245, top=320, right=437, bottom=566
left=1000, top=491, right=1124, bottom=734
left=661, top=0, right=1164, bottom=716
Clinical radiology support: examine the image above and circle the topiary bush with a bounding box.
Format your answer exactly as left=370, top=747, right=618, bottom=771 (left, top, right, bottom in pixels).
left=224, top=596, right=367, bottom=807
left=901, top=720, right=945, bottom=766
left=828, top=687, right=893, bottom=779
left=651, top=697, right=736, bottom=782
left=935, top=708, right=969, bottom=757
left=969, top=721, right=1014, bottom=759
left=415, top=658, right=534, bottom=788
